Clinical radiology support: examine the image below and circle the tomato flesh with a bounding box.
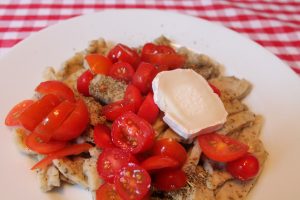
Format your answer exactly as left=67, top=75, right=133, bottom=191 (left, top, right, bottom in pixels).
left=102, top=100, right=136, bottom=121
left=85, top=54, right=112, bottom=75
left=5, top=100, right=34, bottom=126
left=124, top=84, right=143, bottom=112
left=18, top=94, right=61, bottom=131
left=140, top=155, right=179, bottom=171
left=153, top=169, right=187, bottom=191
left=208, top=83, right=221, bottom=97
left=96, top=183, right=122, bottom=200
left=108, top=61, right=135, bottom=83
left=94, top=124, right=114, bottom=149
left=198, top=133, right=249, bottom=162
left=35, top=80, right=75, bottom=102
left=111, top=112, right=155, bottom=154
left=226, top=154, right=260, bottom=181
left=77, top=70, right=94, bottom=96
left=137, top=92, right=159, bottom=124
left=107, top=44, right=140, bottom=68
left=114, top=163, right=151, bottom=200
left=97, top=148, right=136, bottom=183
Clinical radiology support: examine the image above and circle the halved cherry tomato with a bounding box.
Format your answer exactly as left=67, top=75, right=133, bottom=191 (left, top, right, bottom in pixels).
left=94, top=124, right=114, bottom=149
left=124, top=84, right=143, bottom=112
left=111, top=112, right=155, bottom=154
left=107, top=44, right=140, bottom=68
left=137, top=92, right=159, bottom=124
left=97, top=148, right=136, bottom=183
left=85, top=54, right=112, bottom=75
left=25, top=132, right=66, bottom=154
left=198, top=133, right=249, bottom=162
left=153, top=169, right=187, bottom=191
left=114, top=163, right=151, bottom=200
left=152, top=138, right=187, bottom=166
left=52, top=99, right=89, bottom=141
left=33, top=100, right=75, bottom=142
left=5, top=100, right=34, bottom=126
left=31, top=143, right=92, bottom=170
left=142, top=43, right=175, bottom=55
left=96, top=183, right=122, bottom=200
left=208, top=83, right=221, bottom=97
left=140, top=155, right=179, bottom=171
left=35, top=80, right=75, bottom=102
left=132, top=62, right=158, bottom=94
left=108, top=61, right=135, bottom=83
left=226, top=154, right=260, bottom=181
left=18, top=94, right=61, bottom=131
left=77, top=70, right=94, bottom=96
left=102, top=100, right=135, bottom=121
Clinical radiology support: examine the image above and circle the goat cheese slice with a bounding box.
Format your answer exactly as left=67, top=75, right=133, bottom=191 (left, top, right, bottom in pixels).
left=152, top=69, right=228, bottom=139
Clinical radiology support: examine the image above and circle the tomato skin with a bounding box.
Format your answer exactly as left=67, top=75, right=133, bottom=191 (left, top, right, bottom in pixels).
left=140, top=155, right=179, bottom=171
left=96, top=183, right=122, bottom=200
left=153, top=169, right=187, bottom=191
left=52, top=99, right=89, bottom=141
left=107, top=44, right=140, bottom=68
left=152, top=138, right=187, bottom=166
left=102, top=100, right=136, bottom=121
left=114, top=163, right=151, bottom=200
left=77, top=70, right=94, bottom=96
left=111, top=112, right=155, bottom=154
left=132, top=62, right=158, bottom=94
left=208, top=83, right=221, bottom=97
left=35, top=80, right=75, bottom=102
left=5, top=100, right=34, bottom=126
left=137, top=92, right=159, bottom=124
left=18, top=94, right=61, bottom=131
left=85, top=54, right=112, bottom=75
left=226, top=154, right=260, bottom=181
left=94, top=124, right=114, bottom=149
left=97, top=148, right=136, bottom=183
left=124, top=84, right=143, bottom=112
left=198, top=133, right=249, bottom=162
left=25, top=132, right=67, bottom=154
left=108, top=61, right=135, bottom=83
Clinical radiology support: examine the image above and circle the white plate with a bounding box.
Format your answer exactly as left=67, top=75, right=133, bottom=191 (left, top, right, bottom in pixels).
left=0, top=9, right=300, bottom=200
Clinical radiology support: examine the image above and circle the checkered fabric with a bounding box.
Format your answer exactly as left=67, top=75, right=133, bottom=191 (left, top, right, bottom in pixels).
left=0, top=0, right=299, bottom=75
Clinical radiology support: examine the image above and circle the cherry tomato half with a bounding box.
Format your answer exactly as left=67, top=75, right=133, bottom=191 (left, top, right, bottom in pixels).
left=111, top=112, right=155, bottom=154
left=153, top=169, right=187, bottom=191
left=102, top=100, right=136, bottom=121
left=5, top=99, right=34, bottom=126
left=77, top=70, right=94, bottom=96
left=114, top=163, right=151, bottom=200
left=108, top=61, right=135, bottom=83
left=226, top=154, right=260, bottom=181
left=107, top=44, right=140, bottom=68
left=140, top=155, right=179, bottom=172
left=94, top=124, right=114, bottom=149
left=96, top=183, right=122, bottom=200
left=124, top=84, right=143, bottom=113
left=198, top=133, right=249, bottom=162
left=137, top=92, right=159, bottom=124
left=85, top=54, right=112, bottom=75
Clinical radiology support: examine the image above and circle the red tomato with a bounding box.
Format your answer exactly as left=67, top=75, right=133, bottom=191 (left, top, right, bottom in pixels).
left=94, top=124, right=114, bottom=149
left=140, top=155, right=179, bottom=171
left=114, top=163, right=151, bottom=200
left=35, top=81, right=75, bottom=102
left=18, top=94, right=61, bottom=131
left=141, top=43, right=175, bottom=55
left=52, top=99, right=89, bottom=141
left=108, top=61, right=135, bottom=83
left=5, top=100, right=34, bottom=126
left=111, top=112, right=155, bottom=154
left=85, top=54, right=112, bottom=75
left=77, top=70, right=94, bottom=96
left=96, top=183, right=122, bottom=200
left=208, top=83, right=221, bottom=97
left=153, top=169, right=187, bottom=191
left=124, top=84, right=143, bottom=112
left=107, top=44, right=140, bottom=68
left=226, top=154, right=260, bottom=181
left=198, top=133, right=249, bottom=162
left=132, top=62, right=158, bottom=94
left=25, top=132, right=66, bottom=154
left=152, top=138, right=187, bottom=166
left=137, top=92, right=159, bottom=124
left=102, top=100, right=136, bottom=121
left=31, top=143, right=92, bottom=170
left=33, top=100, right=75, bottom=142
left=97, top=148, right=136, bottom=183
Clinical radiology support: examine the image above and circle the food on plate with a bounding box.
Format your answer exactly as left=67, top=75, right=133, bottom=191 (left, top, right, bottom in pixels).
left=5, top=36, right=268, bottom=200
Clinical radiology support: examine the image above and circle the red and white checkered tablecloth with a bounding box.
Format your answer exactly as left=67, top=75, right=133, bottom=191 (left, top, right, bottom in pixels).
left=0, top=0, right=299, bottom=75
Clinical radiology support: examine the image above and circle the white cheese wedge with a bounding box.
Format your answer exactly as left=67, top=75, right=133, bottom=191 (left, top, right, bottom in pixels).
left=152, top=69, right=228, bottom=139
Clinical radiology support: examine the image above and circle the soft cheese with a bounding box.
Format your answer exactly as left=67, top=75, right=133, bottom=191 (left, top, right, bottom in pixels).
left=152, top=69, right=228, bottom=139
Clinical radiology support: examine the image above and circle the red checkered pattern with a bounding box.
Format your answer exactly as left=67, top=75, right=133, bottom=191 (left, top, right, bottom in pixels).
left=0, top=0, right=299, bottom=74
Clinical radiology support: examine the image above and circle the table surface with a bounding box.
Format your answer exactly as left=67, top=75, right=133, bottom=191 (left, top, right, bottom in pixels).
left=0, top=0, right=299, bottom=75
